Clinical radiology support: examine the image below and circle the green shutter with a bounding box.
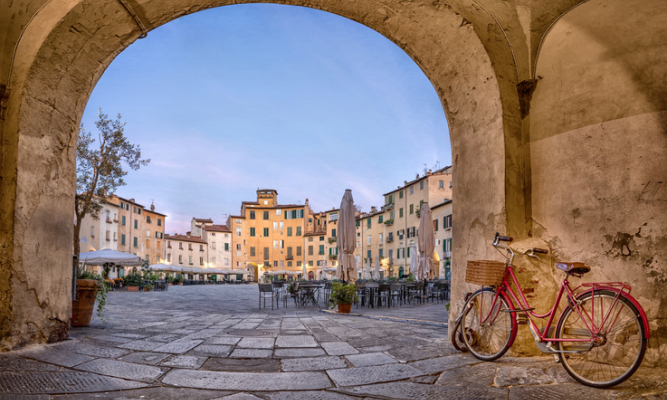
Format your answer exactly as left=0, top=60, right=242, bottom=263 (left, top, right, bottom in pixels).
left=407, top=247, right=410, bottom=257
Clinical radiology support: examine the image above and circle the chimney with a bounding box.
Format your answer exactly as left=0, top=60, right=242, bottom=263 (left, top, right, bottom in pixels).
left=129, top=198, right=135, bottom=203
left=371, top=206, right=377, bottom=213
left=428, top=169, right=432, bottom=174
left=416, top=174, right=420, bottom=179
left=305, top=198, right=309, bottom=205
left=150, top=202, right=155, bottom=212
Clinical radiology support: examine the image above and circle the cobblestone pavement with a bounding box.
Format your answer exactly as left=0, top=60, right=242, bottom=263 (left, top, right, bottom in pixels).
left=1, top=285, right=665, bottom=399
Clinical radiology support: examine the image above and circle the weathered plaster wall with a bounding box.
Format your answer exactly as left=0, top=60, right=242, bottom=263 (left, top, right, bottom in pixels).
left=0, top=0, right=513, bottom=350
left=530, top=0, right=667, bottom=363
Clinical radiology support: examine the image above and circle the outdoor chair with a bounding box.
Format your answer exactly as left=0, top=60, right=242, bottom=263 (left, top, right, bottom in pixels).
left=355, top=283, right=368, bottom=308
left=389, top=283, right=402, bottom=306
left=258, top=284, right=278, bottom=310
left=408, top=282, right=425, bottom=305
left=284, top=282, right=300, bottom=308
left=377, top=284, right=391, bottom=307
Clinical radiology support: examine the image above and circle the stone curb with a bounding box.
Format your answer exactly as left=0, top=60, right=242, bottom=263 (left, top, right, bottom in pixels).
left=319, top=309, right=448, bottom=327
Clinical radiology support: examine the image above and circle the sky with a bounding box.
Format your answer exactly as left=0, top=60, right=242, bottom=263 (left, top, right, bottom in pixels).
left=80, top=4, right=451, bottom=235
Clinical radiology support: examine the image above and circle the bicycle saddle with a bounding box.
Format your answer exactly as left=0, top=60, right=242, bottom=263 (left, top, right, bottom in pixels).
left=556, top=262, right=590, bottom=275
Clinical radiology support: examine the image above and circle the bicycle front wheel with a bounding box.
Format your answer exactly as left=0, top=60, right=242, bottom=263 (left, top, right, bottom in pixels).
left=556, top=290, right=647, bottom=388
left=461, top=288, right=515, bottom=361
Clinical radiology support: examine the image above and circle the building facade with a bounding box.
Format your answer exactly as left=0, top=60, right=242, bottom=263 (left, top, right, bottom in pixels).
left=432, top=200, right=453, bottom=280
left=165, top=234, right=209, bottom=273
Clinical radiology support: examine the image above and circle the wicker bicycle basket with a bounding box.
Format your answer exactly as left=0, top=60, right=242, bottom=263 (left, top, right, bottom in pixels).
left=465, top=260, right=506, bottom=286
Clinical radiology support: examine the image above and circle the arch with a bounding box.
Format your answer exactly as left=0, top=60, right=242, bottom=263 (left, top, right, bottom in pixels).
left=308, top=271, right=314, bottom=280
left=0, top=0, right=519, bottom=350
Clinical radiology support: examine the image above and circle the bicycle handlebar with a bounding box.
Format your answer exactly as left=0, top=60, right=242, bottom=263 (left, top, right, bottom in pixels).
left=532, top=248, right=549, bottom=254
left=494, top=232, right=513, bottom=243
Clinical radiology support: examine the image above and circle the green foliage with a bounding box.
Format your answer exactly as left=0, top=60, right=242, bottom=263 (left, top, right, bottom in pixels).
left=144, top=282, right=153, bottom=291
left=406, top=274, right=415, bottom=282
left=123, top=273, right=142, bottom=287
left=166, top=275, right=175, bottom=283
left=388, top=276, right=399, bottom=282
left=328, top=282, right=359, bottom=309
left=384, top=219, right=394, bottom=225
left=445, top=303, right=451, bottom=311
left=175, top=274, right=184, bottom=283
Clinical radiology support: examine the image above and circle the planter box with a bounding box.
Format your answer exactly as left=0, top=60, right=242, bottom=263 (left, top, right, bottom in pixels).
left=71, top=279, right=101, bottom=327
left=175, top=282, right=183, bottom=286
left=337, top=303, right=352, bottom=313
left=168, top=283, right=173, bottom=286
left=127, top=286, right=139, bottom=292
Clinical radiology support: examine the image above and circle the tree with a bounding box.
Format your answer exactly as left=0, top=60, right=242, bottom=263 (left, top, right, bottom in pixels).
left=74, top=109, right=149, bottom=258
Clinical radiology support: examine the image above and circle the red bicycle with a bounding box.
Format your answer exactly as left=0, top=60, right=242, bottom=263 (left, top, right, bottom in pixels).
left=458, top=233, right=649, bottom=388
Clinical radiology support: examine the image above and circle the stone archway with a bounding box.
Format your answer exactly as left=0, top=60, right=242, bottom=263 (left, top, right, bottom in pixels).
left=2, top=0, right=666, bottom=362
left=1, top=0, right=515, bottom=350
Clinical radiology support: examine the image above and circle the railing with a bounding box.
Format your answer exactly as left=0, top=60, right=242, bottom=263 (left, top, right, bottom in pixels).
left=386, top=236, right=393, bottom=243
left=444, top=251, right=451, bottom=259
left=286, top=255, right=294, bottom=260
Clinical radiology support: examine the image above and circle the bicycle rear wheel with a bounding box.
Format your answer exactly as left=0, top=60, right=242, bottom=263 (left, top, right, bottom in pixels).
left=461, top=288, right=515, bottom=361
left=556, top=290, right=647, bottom=388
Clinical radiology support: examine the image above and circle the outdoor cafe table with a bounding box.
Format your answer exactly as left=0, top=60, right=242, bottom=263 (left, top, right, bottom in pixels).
left=297, top=283, right=323, bottom=307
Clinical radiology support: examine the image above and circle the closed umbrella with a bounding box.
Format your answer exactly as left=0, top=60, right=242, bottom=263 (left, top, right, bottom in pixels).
left=337, top=190, right=357, bottom=282
left=410, top=242, right=419, bottom=276
left=365, top=257, right=371, bottom=280
left=374, top=256, right=380, bottom=279
left=302, top=261, right=308, bottom=280
left=418, top=202, right=435, bottom=280
left=321, top=260, right=326, bottom=280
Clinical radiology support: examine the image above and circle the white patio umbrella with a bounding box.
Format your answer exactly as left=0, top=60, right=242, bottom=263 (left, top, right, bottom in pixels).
left=418, top=202, right=435, bottom=280
left=364, top=257, right=371, bottom=280
left=302, top=261, right=308, bottom=279
left=374, top=257, right=380, bottom=279
left=78, top=249, right=143, bottom=266
left=337, top=189, right=357, bottom=283
left=320, top=260, right=326, bottom=280
left=410, top=242, right=419, bottom=276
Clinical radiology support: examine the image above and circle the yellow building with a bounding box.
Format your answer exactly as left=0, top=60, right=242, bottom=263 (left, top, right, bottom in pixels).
left=114, top=195, right=166, bottom=267
left=227, top=189, right=313, bottom=281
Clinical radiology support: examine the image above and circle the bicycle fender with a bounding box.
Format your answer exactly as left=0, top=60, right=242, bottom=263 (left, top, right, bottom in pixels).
left=578, top=287, right=650, bottom=339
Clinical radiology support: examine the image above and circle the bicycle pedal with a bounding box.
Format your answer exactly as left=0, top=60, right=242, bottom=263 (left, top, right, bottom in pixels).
left=553, top=354, right=560, bottom=363
left=516, top=314, right=528, bottom=325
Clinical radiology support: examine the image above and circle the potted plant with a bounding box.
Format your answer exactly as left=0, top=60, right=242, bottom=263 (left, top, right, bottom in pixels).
left=144, top=282, right=153, bottom=292
left=166, top=275, right=174, bottom=286
left=71, top=267, right=108, bottom=327
left=175, top=274, right=184, bottom=285
left=123, top=273, right=142, bottom=292
left=328, top=282, right=358, bottom=313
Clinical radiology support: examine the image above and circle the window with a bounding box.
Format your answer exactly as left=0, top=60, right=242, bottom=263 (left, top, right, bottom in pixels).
left=356, top=220, right=360, bottom=227
left=280, top=222, right=284, bottom=230
left=120, top=201, right=124, bottom=209
left=287, top=247, right=293, bottom=257
left=367, top=235, right=371, bottom=245
left=407, top=246, right=411, bottom=257
left=236, top=227, right=241, bottom=236
left=189, top=256, right=193, bottom=265
left=287, top=261, right=292, bottom=267
left=444, top=214, right=452, bottom=229
left=211, top=257, right=216, bottom=264
left=90, top=226, right=94, bottom=237
left=155, top=232, right=163, bottom=239
left=331, top=228, right=336, bottom=237
left=399, top=190, right=404, bottom=199
left=146, top=215, right=151, bottom=223
left=200, top=244, right=204, bottom=251
left=273, top=240, right=278, bottom=249
left=276, top=209, right=281, bottom=215
left=320, top=236, right=324, bottom=241
left=308, top=237, right=313, bottom=242
left=179, top=255, right=183, bottom=264
left=236, top=243, right=241, bottom=251
left=250, top=227, right=256, bottom=237
left=122, top=216, right=126, bottom=226
left=410, top=204, right=414, bottom=214
left=113, top=232, right=117, bottom=241
left=105, top=230, right=110, bottom=241
left=280, top=240, right=284, bottom=249
left=379, top=248, right=383, bottom=258
left=250, top=211, right=255, bottom=219
left=410, top=186, right=414, bottom=195
left=367, top=250, right=371, bottom=259
left=200, top=257, right=204, bottom=266
left=179, top=242, right=183, bottom=249
left=450, top=181, right=453, bottom=188
left=287, top=227, right=293, bottom=236
left=308, top=260, right=314, bottom=266
left=329, top=213, right=338, bottom=221
left=308, top=245, right=313, bottom=256
left=399, top=208, right=404, bottom=218
left=378, top=215, right=383, bottom=224
left=212, top=242, right=216, bottom=250
left=284, top=209, right=304, bottom=219
left=224, top=243, right=229, bottom=251
left=263, top=211, right=269, bottom=220
left=188, top=243, right=193, bottom=250
left=167, top=253, right=171, bottom=262
left=263, top=227, right=269, bottom=236
left=297, top=261, right=302, bottom=267
left=296, top=226, right=302, bottom=236
left=264, top=247, right=269, bottom=260
left=211, top=232, right=215, bottom=236
left=439, top=180, right=444, bottom=189
left=250, top=247, right=256, bottom=256
left=420, top=181, right=424, bottom=190
left=434, top=219, right=439, bottom=231
left=134, top=219, right=138, bottom=229
left=146, top=229, right=150, bottom=237
left=264, top=200, right=268, bottom=205
left=319, top=245, right=325, bottom=255
left=225, top=258, right=229, bottom=265
left=273, top=222, right=278, bottom=230
left=105, top=211, right=110, bottom=221
left=158, top=218, right=162, bottom=226
left=296, top=246, right=302, bottom=256
left=379, top=233, right=383, bottom=242
left=388, top=249, right=393, bottom=259
left=133, top=237, right=138, bottom=247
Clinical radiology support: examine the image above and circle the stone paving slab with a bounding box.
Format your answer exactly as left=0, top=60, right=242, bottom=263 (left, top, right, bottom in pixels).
left=408, top=353, right=480, bottom=374
left=0, top=355, right=60, bottom=372
left=117, top=351, right=170, bottom=365
left=75, top=359, right=166, bottom=382
left=494, top=365, right=556, bottom=386
left=153, top=339, right=203, bottom=354
left=118, top=340, right=163, bottom=351
left=161, top=369, right=333, bottom=391
left=345, top=352, right=397, bottom=367
left=17, top=346, right=95, bottom=368
left=274, top=348, right=327, bottom=358
left=202, top=358, right=281, bottom=372
left=281, top=356, right=348, bottom=371
left=266, top=391, right=364, bottom=400
left=508, top=383, right=609, bottom=400
left=321, top=342, right=359, bottom=356
left=206, top=337, right=242, bottom=345
left=190, top=344, right=233, bottom=357
left=327, top=363, right=425, bottom=387
left=214, top=393, right=263, bottom=400
left=334, top=381, right=509, bottom=400
left=161, top=355, right=208, bottom=369
left=52, top=387, right=233, bottom=399
left=0, top=371, right=148, bottom=394
left=237, top=337, right=275, bottom=349
left=229, top=349, right=273, bottom=358
left=73, top=345, right=132, bottom=359
left=275, top=335, right=319, bottom=348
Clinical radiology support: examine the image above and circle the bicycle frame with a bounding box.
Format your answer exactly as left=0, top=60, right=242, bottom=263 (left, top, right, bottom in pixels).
left=476, top=243, right=650, bottom=349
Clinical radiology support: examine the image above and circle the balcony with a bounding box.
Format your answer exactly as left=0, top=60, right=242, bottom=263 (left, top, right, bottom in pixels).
left=106, top=219, right=113, bottom=224
left=188, top=248, right=193, bottom=251
left=383, top=202, right=394, bottom=211
left=329, top=254, right=338, bottom=261
left=286, top=255, right=294, bottom=260
left=386, top=236, right=394, bottom=243
left=384, top=219, right=394, bottom=226
left=328, top=237, right=337, bottom=244
left=444, top=251, right=452, bottom=259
